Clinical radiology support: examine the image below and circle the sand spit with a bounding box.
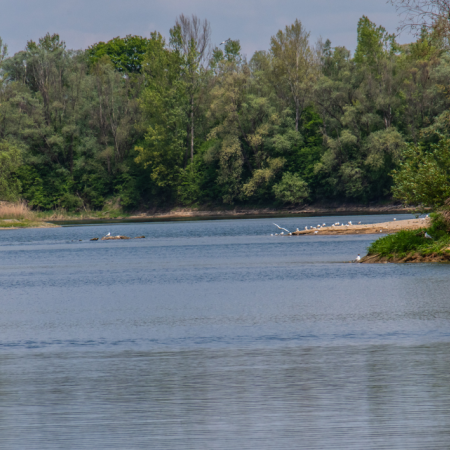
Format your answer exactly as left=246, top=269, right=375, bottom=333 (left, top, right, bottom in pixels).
left=0, top=220, right=59, bottom=230
left=291, top=218, right=429, bottom=236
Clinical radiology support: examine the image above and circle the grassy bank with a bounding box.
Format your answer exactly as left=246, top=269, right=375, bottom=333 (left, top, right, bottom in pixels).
left=363, top=214, right=450, bottom=263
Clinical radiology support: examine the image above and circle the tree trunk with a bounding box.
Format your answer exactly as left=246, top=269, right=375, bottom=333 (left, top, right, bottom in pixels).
left=69, top=135, right=74, bottom=173
left=190, top=96, right=194, bottom=161
left=295, top=101, right=299, bottom=132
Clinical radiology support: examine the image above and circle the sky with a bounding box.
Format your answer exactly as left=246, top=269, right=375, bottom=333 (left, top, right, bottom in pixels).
left=0, top=0, right=413, bottom=57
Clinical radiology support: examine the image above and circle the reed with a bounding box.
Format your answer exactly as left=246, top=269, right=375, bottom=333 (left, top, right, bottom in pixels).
left=0, top=201, right=35, bottom=220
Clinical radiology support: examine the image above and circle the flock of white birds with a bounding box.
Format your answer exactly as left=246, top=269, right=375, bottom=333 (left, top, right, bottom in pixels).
left=271, top=220, right=363, bottom=237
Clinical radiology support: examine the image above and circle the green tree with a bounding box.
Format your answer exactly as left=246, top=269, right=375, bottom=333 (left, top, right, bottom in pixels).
left=270, top=19, right=319, bottom=131
left=392, top=137, right=450, bottom=206
left=135, top=32, right=188, bottom=199
left=170, top=15, right=211, bottom=162
left=87, top=35, right=151, bottom=73
left=0, top=140, right=22, bottom=201
left=273, top=172, right=309, bottom=204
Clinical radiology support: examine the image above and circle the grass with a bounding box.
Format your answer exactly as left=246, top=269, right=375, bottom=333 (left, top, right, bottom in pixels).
left=368, top=213, right=450, bottom=258
left=0, top=201, right=36, bottom=220
left=0, top=201, right=130, bottom=228
left=35, top=208, right=129, bottom=221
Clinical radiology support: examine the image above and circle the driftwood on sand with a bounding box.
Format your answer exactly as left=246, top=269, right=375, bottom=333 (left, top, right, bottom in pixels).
left=291, top=218, right=429, bottom=236
left=90, top=235, right=146, bottom=241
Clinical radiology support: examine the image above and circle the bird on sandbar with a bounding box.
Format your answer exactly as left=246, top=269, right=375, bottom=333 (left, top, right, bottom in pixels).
left=105, top=232, right=111, bottom=237
left=356, top=254, right=361, bottom=261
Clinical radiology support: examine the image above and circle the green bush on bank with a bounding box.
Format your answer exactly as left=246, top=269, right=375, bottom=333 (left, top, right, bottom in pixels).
left=368, top=213, right=450, bottom=257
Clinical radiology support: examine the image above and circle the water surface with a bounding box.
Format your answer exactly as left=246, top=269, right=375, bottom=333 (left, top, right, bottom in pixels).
left=1, top=214, right=449, bottom=449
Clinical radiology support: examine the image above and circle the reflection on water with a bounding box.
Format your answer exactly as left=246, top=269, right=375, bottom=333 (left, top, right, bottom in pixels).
left=1, top=214, right=450, bottom=449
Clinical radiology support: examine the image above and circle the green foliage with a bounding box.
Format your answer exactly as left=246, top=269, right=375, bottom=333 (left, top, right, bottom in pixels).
left=87, top=35, right=151, bottom=73
left=273, top=172, right=309, bottom=204
left=368, top=229, right=431, bottom=256
left=2, top=13, right=450, bottom=212
left=0, top=140, right=22, bottom=201
left=392, top=137, right=450, bottom=207
left=354, top=16, right=397, bottom=68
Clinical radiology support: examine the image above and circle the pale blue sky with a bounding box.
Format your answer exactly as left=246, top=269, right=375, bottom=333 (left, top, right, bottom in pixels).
left=1, top=0, right=412, bottom=57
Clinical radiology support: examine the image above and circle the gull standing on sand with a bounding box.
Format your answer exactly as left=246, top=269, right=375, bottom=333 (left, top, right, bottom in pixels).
left=356, top=254, right=361, bottom=261
left=105, top=232, right=111, bottom=237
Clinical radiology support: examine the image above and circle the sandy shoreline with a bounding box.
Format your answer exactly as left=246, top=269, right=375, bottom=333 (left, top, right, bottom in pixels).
left=290, top=218, right=429, bottom=236
left=0, top=220, right=59, bottom=230
left=125, top=205, right=416, bottom=221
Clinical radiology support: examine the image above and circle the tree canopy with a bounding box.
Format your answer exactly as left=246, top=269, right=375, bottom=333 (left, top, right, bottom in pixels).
left=0, top=14, right=449, bottom=210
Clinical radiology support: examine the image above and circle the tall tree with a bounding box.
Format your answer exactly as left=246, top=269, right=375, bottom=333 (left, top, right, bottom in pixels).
left=390, top=0, right=450, bottom=43
left=170, top=14, right=211, bottom=162
left=270, top=19, right=319, bottom=131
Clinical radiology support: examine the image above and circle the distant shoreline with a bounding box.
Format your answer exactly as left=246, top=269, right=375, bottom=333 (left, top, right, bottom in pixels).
left=61, top=204, right=417, bottom=224
left=0, top=204, right=422, bottom=229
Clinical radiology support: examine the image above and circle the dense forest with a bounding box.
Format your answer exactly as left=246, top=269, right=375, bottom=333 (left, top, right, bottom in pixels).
left=1, top=6, right=450, bottom=211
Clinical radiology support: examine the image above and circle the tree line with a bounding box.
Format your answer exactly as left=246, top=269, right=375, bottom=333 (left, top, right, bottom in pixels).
left=1, top=7, right=450, bottom=211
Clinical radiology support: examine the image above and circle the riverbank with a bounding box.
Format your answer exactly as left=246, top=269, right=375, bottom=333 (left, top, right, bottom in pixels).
left=356, top=214, right=450, bottom=264
left=0, top=219, right=59, bottom=229
left=126, top=204, right=416, bottom=221
left=0, top=201, right=421, bottom=228
left=359, top=252, right=450, bottom=263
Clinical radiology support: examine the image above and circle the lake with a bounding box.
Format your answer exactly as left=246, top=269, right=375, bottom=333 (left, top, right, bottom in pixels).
left=1, top=213, right=450, bottom=449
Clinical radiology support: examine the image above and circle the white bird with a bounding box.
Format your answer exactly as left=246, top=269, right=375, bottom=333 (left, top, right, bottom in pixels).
left=358, top=221, right=361, bottom=224
left=314, top=231, right=318, bottom=234
left=271, top=234, right=274, bottom=236
left=280, top=232, right=284, bottom=235
left=426, top=214, right=429, bottom=218
left=220, top=38, right=231, bottom=45
left=296, top=228, right=299, bottom=232
left=305, top=226, right=308, bottom=230
left=275, top=233, right=278, bottom=236
left=106, top=232, right=111, bottom=237
left=274, top=223, right=290, bottom=233
left=356, top=254, right=361, bottom=261
left=393, top=218, right=396, bottom=221
left=425, top=232, right=432, bottom=239
left=323, top=223, right=326, bottom=226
